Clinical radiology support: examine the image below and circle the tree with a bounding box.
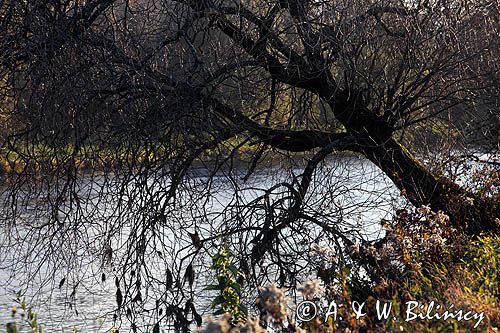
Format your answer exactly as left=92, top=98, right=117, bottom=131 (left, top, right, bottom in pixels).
left=0, top=0, right=498, bottom=331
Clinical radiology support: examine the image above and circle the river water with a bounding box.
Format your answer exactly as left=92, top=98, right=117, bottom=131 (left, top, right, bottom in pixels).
left=0, top=155, right=407, bottom=332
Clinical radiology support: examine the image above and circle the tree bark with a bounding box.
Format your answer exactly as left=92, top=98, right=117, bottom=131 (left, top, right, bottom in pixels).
left=325, top=96, right=499, bottom=234
left=362, top=136, right=498, bottom=234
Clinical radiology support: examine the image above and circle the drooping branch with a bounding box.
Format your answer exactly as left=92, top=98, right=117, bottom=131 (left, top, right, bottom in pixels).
left=249, top=139, right=344, bottom=266
left=0, top=1, right=117, bottom=68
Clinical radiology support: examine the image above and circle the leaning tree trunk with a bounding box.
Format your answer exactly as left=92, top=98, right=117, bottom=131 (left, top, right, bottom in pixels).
left=326, top=96, right=499, bottom=235
left=362, top=136, right=499, bottom=234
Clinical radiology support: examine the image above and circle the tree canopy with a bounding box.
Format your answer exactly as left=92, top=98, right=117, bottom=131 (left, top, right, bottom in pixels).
left=0, top=0, right=498, bottom=331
